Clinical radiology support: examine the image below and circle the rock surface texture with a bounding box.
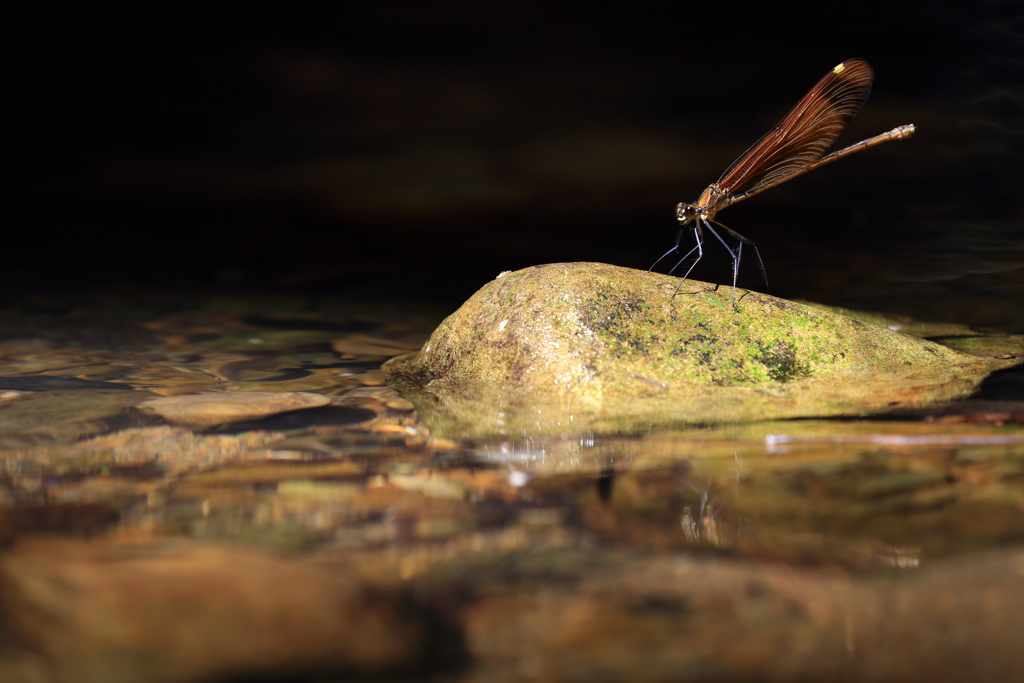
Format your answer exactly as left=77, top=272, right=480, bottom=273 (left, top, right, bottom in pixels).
left=384, top=263, right=1019, bottom=436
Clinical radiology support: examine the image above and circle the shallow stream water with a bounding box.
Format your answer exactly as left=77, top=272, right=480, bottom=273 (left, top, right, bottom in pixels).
left=1, top=288, right=1022, bottom=682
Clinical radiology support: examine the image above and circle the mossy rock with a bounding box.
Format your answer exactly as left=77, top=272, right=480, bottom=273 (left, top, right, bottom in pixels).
left=383, top=263, right=1020, bottom=437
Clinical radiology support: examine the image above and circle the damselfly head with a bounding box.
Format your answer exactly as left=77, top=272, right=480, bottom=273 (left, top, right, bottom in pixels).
left=676, top=203, right=699, bottom=224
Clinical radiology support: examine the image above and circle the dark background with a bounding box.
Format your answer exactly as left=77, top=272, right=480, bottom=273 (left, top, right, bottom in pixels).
left=8, top=2, right=1024, bottom=326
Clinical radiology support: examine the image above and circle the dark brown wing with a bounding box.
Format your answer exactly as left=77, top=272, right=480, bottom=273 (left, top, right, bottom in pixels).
left=715, top=59, right=874, bottom=200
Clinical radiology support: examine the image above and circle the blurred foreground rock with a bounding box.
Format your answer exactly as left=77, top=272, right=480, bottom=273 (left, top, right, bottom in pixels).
left=3, top=538, right=1024, bottom=683
left=0, top=539, right=453, bottom=683
left=450, top=548, right=1024, bottom=683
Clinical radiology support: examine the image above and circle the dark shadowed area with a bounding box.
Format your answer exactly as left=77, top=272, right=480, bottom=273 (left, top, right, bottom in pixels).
left=9, top=2, right=1023, bottom=326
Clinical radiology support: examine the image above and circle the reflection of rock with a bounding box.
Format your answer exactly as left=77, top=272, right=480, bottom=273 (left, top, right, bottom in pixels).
left=0, top=539, right=447, bottom=683
left=384, top=263, right=1020, bottom=437
left=139, top=391, right=331, bottom=428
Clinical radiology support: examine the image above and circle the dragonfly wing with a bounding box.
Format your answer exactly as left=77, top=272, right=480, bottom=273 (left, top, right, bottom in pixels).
left=714, top=59, right=874, bottom=200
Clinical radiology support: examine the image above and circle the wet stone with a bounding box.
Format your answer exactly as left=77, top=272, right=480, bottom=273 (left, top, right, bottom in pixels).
left=0, top=353, right=88, bottom=376
left=138, top=391, right=331, bottom=428
left=384, top=262, right=1020, bottom=436
left=445, top=548, right=1024, bottom=683
left=0, top=502, right=120, bottom=541
left=219, top=369, right=357, bottom=394
left=0, top=390, right=156, bottom=448
left=0, top=539, right=448, bottom=682
left=0, top=339, right=57, bottom=355
left=45, top=425, right=293, bottom=472
left=205, top=404, right=378, bottom=434
left=0, top=376, right=133, bottom=391
left=798, top=303, right=987, bottom=339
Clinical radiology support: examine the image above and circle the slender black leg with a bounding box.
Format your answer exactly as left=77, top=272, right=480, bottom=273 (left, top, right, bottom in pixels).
left=648, top=245, right=679, bottom=273
left=672, top=225, right=704, bottom=296
left=649, top=226, right=686, bottom=272
left=701, top=220, right=741, bottom=304
left=751, top=243, right=770, bottom=295
left=733, top=241, right=743, bottom=300
left=706, top=218, right=771, bottom=298
left=668, top=242, right=700, bottom=276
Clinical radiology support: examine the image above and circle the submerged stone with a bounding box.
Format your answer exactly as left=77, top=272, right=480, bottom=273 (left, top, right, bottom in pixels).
left=139, top=391, right=331, bottom=428
left=0, top=390, right=155, bottom=448
left=0, top=539, right=437, bottom=682
left=383, top=263, right=1020, bottom=437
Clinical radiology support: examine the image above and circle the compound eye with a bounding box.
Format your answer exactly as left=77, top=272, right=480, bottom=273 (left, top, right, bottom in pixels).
left=675, top=203, right=696, bottom=223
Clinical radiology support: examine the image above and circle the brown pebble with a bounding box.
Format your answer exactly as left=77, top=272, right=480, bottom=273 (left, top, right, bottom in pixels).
left=385, top=398, right=415, bottom=411
left=139, top=391, right=331, bottom=427
left=354, top=371, right=386, bottom=386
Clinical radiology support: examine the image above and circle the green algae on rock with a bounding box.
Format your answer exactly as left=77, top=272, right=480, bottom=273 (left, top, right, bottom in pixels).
left=383, top=263, right=1019, bottom=437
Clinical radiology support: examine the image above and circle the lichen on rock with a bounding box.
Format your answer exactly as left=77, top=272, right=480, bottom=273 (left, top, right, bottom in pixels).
left=383, top=263, right=1020, bottom=437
